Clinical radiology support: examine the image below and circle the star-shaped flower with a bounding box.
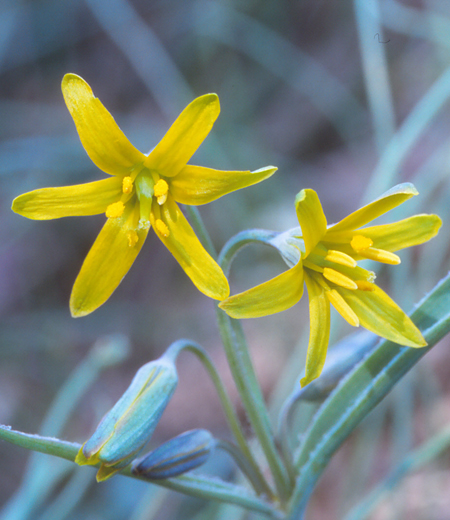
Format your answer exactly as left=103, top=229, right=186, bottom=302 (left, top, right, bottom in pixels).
left=12, top=74, right=276, bottom=316
left=219, top=184, right=441, bottom=386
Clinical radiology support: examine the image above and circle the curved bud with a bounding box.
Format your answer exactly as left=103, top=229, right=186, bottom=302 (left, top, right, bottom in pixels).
left=132, top=429, right=215, bottom=479
left=76, top=354, right=178, bottom=481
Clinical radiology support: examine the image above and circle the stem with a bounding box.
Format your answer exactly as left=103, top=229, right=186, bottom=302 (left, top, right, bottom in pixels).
left=165, top=340, right=273, bottom=498
left=185, top=206, right=217, bottom=257
left=0, top=427, right=280, bottom=518
left=216, top=310, right=292, bottom=501
left=217, top=439, right=273, bottom=497
left=185, top=204, right=291, bottom=501
left=218, top=229, right=279, bottom=276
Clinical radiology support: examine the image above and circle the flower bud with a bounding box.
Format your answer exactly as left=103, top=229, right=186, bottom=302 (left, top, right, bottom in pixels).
left=76, top=355, right=178, bottom=481
left=132, top=429, right=215, bottom=480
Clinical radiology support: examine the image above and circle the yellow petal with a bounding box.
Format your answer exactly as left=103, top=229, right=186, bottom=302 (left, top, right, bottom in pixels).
left=327, top=183, right=419, bottom=234
left=170, top=165, right=277, bottom=205
left=355, top=214, right=442, bottom=252
left=219, top=261, right=304, bottom=319
left=336, top=283, right=427, bottom=347
left=295, top=189, right=327, bottom=256
left=11, top=177, right=122, bottom=220
left=145, top=94, right=220, bottom=177
left=62, top=74, right=144, bottom=176
left=70, top=201, right=149, bottom=317
left=300, top=274, right=331, bottom=387
left=152, top=196, right=229, bottom=300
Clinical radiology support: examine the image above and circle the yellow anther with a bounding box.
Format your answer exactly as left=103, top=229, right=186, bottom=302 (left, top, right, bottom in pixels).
left=106, top=201, right=125, bottom=218
left=356, top=280, right=375, bottom=291
left=127, top=230, right=139, bottom=247
left=325, top=249, right=357, bottom=268
left=156, top=193, right=168, bottom=205
left=358, top=247, right=401, bottom=265
left=323, top=267, right=358, bottom=290
left=122, top=176, right=133, bottom=194
left=154, top=179, right=169, bottom=197
left=326, top=290, right=359, bottom=327
left=155, top=219, right=170, bottom=237
left=351, top=235, right=373, bottom=252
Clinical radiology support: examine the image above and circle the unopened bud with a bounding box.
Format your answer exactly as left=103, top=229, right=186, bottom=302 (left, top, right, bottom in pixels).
left=132, top=429, right=215, bottom=480
left=76, top=355, right=178, bottom=481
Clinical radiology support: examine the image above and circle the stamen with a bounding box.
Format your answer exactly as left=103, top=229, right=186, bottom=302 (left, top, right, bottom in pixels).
left=155, top=219, right=170, bottom=237
left=122, top=176, right=133, bottom=194
left=323, top=267, right=358, bottom=290
left=157, top=193, right=168, bottom=205
left=358, top=247, right=401, bottom=265
left=326, top=290, right=359, bottom=327
left=105, top=201, right=125, bottom=218
left=351, top=235, right=373, bottom=252
left=325, top=249, right=357, bottom=268
left=154, top=179, right=168, bottom=197
left=356, top=280, right=375, bottom=291
left=127, top=230, right=139, bottom=247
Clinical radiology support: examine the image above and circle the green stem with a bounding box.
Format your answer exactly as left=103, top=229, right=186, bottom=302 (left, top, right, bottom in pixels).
left=0, top=427, right=280, bottom=518
left=165, top=340, right=273, bottom=498
left=185, top=205, right=217, bottom=257
left=216, top=310, right=292, bottom=502
left=185, top=206, right=291, bottom=501
left=218, top=229, right=278, bottom=276
left=217, top=439, right=273, bottom=497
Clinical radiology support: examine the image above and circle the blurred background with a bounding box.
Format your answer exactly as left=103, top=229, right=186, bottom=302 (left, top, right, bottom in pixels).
left=1, top=0, right=450, bottom=519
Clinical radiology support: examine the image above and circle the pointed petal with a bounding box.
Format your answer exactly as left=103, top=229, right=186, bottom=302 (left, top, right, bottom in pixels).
left=295, top=189, right=327, bottom=256
left=62, top=74, right=144, bottom=176
left=170, top=165, right=277, bottom=205
left=96, top=464, right=121, bottom=482
left=11, top=177, right=122, bottom=220
left=355, top=214, right=442, bottom=252
left=145, top=94, right=220, bottom=177
left=327, top=183, right=418, bottom=234
left=300, top=274, right=331, bottom=387
left=336, top=283, right=426, bottom=347
left=70, top=202, right=149, bottom=317
left=219, top=261, right=304, bottom=319
left=152, top=196, right=229, bottom=300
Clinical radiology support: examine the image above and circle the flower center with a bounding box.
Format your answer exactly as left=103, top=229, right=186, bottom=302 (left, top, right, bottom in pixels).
left=304, top=243, right=374, bottom=289
left=104, top=168, right=171, bottom=247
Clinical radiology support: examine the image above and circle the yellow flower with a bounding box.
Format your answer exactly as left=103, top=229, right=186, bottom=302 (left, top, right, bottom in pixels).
left=219, top=184, right=442, bottom=386
left=12, top=74, right=277, bottom=317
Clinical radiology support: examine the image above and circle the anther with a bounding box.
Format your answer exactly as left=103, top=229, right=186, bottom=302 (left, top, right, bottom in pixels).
left=358, top=247, right=401, bottom=265
left=106, top=201, right=125, bottom=218
left=122, top=176, right=133, bottom=194
left=326, top=289, right=359, bottom=327
left=323, top=267, right=358, bottom=290
left=325, top=249, right=357, bottom=268
left=127, top=230, right=139, bottom=247
left=154, top=179, right=169, bottom=205
left=351, top=235, right=373, bottom=252
left=155, top=219, right=170, bottom=237
left=356, top=280, right=375, bottom=291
